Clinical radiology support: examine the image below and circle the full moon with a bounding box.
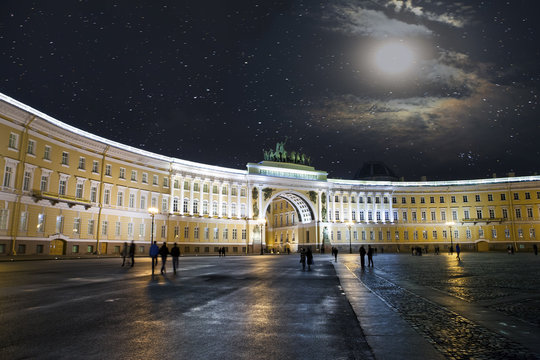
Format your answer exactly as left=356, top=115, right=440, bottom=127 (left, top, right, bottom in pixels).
left=374, top=42, right=415, bottom=74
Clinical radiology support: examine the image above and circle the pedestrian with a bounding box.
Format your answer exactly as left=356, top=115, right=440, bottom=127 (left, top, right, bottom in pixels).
left=300, top=248, right=306, bottom=271
left=367, top=245, right=374, bottom=267
left=449, top=245, right=454, bottom=255
left=129, top=240, right=136, bottom=267
left=171, top=243, right=180, bottom=274
left=121, top=242, right=128, bottom=266
left=306, top=247, right=313, bottom=271
left=333, top=247, right=338, bottom=262
left=359, top=245, right=366, bottom=268
left=222, top=247, right=226, bottom=257
left=159, top=242, right=169, bottom=274
left=455, top=243, right=461, bottom=261
left=149, top=241, right=159, bottom=275
left=534, top=244, right=538, bottom=256
left=218, top=247, right=222, bottom=257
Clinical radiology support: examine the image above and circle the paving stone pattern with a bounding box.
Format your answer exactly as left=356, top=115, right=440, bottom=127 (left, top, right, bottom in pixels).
left=345, top=254, right=540, bottom=360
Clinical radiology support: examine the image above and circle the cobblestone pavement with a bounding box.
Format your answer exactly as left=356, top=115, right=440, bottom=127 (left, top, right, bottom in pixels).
left=342, top=253, right=540, bottom=360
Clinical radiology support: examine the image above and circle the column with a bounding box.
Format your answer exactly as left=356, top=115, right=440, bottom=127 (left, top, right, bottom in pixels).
left=227, top=182, right=232, bottom=218
left=258, top=185, right=263, bottom=220
left=179, top=175, right=184, bottom=214
left=189, top=178, right=194, bottom=215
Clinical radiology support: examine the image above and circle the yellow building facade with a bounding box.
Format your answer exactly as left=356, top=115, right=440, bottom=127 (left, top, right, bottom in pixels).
left=1, top=92, right=539, bottom=256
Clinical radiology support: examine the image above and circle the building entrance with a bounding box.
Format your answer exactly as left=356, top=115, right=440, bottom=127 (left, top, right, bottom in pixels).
left=49, top=239, right=65, bottom=255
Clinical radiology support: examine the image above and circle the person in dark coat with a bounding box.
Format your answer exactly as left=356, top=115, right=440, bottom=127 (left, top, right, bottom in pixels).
left=333, top=247, right=338, bottom=262
left=300, top=248, right=306, bottom=271
left=121, top=242, right=128, bottom=266
left=367, top=245, right=374, bottom=267
left=129, top=240, right=136, bottom=267
left=159, top=242, right=169, bottom=274
left=534, top=244, right=538, bottom=256
left=306, top=248, right=314, bottom=271
left=149, top=241, right=159, bottom=275
left=455, top=243, right=461, bottom=261
left=359, top=246, right=366, bottom=268
left=170, top=243, right=180, bottom=274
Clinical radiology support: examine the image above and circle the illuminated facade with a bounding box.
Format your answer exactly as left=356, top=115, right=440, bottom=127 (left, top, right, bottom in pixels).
left=1, top=92, right=539, bottom=256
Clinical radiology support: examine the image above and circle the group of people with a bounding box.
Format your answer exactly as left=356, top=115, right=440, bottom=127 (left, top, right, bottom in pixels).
left=218, top=247, right=227, bottom=257
left=299, top=247, right=314, bottom=271
left=149, top=241, right=181, bottom=275
left=359, top=245, right=374, bottom=268
left=121, top=241, right=136, bottom=267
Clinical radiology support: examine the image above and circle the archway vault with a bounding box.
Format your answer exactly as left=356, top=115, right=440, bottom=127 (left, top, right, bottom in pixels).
left=265, top=191, right=315, bottom=224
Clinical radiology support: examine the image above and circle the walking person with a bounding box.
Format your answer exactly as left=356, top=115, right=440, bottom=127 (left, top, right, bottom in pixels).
left=359, top=245, right=366, bottom=268
left=306, top=247, right=314, bottom=271
left=367, top=245, right=374, bottom=267
left=159, top=242, right=169, bottom=274
left=333, top=247, right=338, bottom=262
left=129, top=240, right=136, bottom=267
left=534, top=244, right=538, bottom=256
left=171, top=243, right=180, bottom=274
left=455, top=243, right=461, bottom=261
left=121, top=242, right=129, bottom=266
left=300, top=248, right=306, bottom=271
left=149, top=241, right=159, bottom=275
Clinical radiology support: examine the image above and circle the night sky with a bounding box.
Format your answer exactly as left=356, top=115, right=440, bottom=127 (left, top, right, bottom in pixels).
left=1, top=1, right=539, bottom=180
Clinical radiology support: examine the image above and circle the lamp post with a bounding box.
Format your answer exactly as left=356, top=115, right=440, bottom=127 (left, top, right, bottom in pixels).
left=446, top=221, right=454, bottom=253
left=260, top=219, right=266, bottom=255
left=148, top=207, right=158, bottom=245
left=347, top=221, right=353, bottom=254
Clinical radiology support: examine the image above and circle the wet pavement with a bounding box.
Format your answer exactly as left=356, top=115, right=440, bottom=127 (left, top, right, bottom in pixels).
left=1, top=253, right=539, bottom=359
left=0, top=255, right=373, bottom=360
left=337, top=252, right=540, bottom=360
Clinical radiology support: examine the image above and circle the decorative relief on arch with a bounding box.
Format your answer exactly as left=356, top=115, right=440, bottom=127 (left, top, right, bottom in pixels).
left=263, top=188, right=274, bottom=201
left=308, top=191, right=317, bottom=203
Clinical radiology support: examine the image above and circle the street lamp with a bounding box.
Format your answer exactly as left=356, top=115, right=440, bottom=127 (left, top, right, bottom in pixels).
left=347, top=221, right=354, bottom=254
left=446, top=221, right=454, bottom=253
left=148, top=207, right=159, bottom=245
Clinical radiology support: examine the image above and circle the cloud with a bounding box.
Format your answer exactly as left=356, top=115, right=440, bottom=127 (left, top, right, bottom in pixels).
left=325, top=2, right=432, bottom=38
left=384, top=0, right=468, bottom=28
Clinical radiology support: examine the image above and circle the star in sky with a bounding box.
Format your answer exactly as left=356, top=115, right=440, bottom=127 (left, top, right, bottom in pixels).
left=1, top=0, right=539, bottom=180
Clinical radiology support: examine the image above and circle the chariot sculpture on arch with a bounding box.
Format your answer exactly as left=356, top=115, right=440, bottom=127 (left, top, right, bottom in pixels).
left=263, top=140, right=311, bottom=166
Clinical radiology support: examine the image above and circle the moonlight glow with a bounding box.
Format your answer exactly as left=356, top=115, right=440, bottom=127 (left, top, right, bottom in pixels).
left=374, top=42, right=415, bottom=74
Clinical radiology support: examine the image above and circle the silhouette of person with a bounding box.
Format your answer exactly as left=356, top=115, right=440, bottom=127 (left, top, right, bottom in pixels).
left=159, top=242, right=169, bottom=274
left=121, top=242, right=128, bottom=266
left=149, top=241, right=159, bottom=275
left=171, top=243, right=180, bottom=274
left=455, top=243, right=461, bottom=261
left=306, top=248, right=314, bottom=271
left=129, top=240, right=135, bottom=267
left=367, top=245, right=374, bottom=267
left=333, top=247, right=338, bottom=262
left=300, top=248, right=306, bottom=271
left=359, top=246, right=366, bottom=268
left=534, top=244, right=538, bottom=256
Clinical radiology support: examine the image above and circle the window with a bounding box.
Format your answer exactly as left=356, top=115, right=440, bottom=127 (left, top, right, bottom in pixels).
left=463, top=210, right=470, bottom=219
left=441, top=210, right=446, bottom=221
left=476, top=209, right=482, bottom=219
left=44, top=145, right=51, bottom=160
left=90, top=186, right=97, bottom=202
left=489, top=209, right=495, bottom=219
left=223, top=228, right=228, bottom=240
left=478, top=228, right=484, bottom=238
left=440, top=196, right=445, bottom=203
left=193, top=182, right=199, bottom=192
left=212, top=201, right=218, bottom=216
left=102, top=221, right=108, bottom=236
left=466, top=229, right=471, bottom=239
left=513, top=193, right=519, bottom=200
left=104, top=189, right=110, bottom=205
left=3, top=165, right=13, bottom=188
left=231, top=187, right=237, bottom=196
left=475, top=194, right=480, bottom=202
left=37, top=214, right=45, bottom=232
left=421, top=211, right=426, bottom=221
left=412, top=211, right=417, bottom=221
left=410, top=197, right=415, bottom=204
left=451, top=196, right=456, bottom=203
left=404, top=231, right=409, bottom=240
left=204, top=227, right=209, bottom=240
left=127, top=223, right=134, bottom=236
left=502, top=209, right=508, bottom=218
left=431, top=211, right=436, bottom=221
left=92, top=161, right=99, bottom=173
left=430, top=196, right=435, bottom=204
left=76, top=183, right=83, bottom=198
left=27, top=139, right=35, bottom=155
left=203, top=184, right=208, bottom=193
left=203, top=201, right=209, bottom=215
left=8, top=133, right=18, bottom=149
left=232, top=229, right=238, bottom=240
left=213, top=185, right=218, bottom=194
left=222, top=203, right=228, bottom=217
left=194, top=227, right=199, bottom=239
left=140, top=195, right=146, bottom=210
left=161, top=225, right=167, bottom=238
left=240, top=204, right=246, bottom=217
left=242, top=229, right=247, bottom=240
left=193, top=200, right=199, bottom=214
left=73, top=218, right=80, bottom=234
left=530, top=228, right=535, bottom=239
left=61, top=152, right=69, bottom=166
left=515, top=208, right=522, bottom=219
left=58, top=179, right=67, bottom=195
left=452, top=210, right=458, bottom=221
left=213, top=227, right=219, bottom=240
left=241, top=188, right=246, bottom=197
left=88, top=219, right=95, bottom=235
left=162, top=198, right=168, bottom=213
left=505, top=229, right=510, bottom=238
left=525, top=192, right=531, bottom=200
left=115, top=222, right=121, bottom=236
left=335, top=210, right=340, bottom=221
left=78, top=157, right=86, bottom=170
left=492, top=229, right=497, bottom=238
left=463, top=195, right=468, bottom=203
left=19, top=211, right=28, bottom=231
left=163, top=177, right=169, bottom=188
left=153, top=175, right=158, bottom=185
left=402, top=211, right=407, bottom=221
left=0, top=209, right=9, bottom=230
left=105, top=164, right=112, bottom=176
left=23, top=171, right=32, bottom=191
left=183, top=226, right=189, bottom=239
left=368, top=211, right=373, bottom=221
left=500, top=193, right=506, bottom=201
left=527, top=208, right=533, bottom=218
left=131, top=170, right=137, bottom=181
left=139, top=223, right=145, bottom=237
left=488, top=194, right=493, bottom=201
left=119, top=168, right=126, bottom=179
left=183, top=199, right=189, bottom=213
left=401, top=197, right=406, bottom=204
left=129, top=194, right=136, bottom=208
left=142, top=173, right=148, bottom=183
left=420, top=197, right=425, bottom=204
left=117, top=191, right=124, bottom=206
